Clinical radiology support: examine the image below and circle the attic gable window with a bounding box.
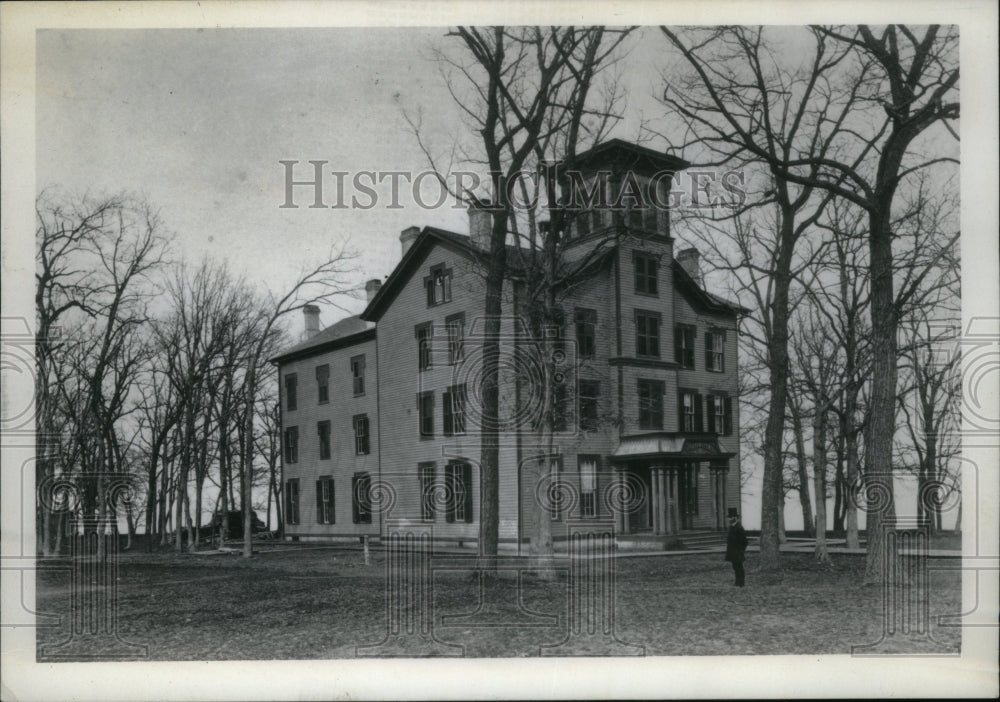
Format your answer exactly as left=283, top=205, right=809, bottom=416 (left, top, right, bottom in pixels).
left=425, top=264, right=452, bottom=307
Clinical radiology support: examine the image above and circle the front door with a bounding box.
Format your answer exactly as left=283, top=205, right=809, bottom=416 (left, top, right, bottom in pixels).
left=677, top=463, right=698, bottom=529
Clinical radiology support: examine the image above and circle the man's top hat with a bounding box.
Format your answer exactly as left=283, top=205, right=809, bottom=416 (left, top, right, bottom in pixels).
left=727, top=507, right=739, bottom=518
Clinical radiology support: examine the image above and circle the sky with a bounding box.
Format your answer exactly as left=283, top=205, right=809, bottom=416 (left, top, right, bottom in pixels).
left=36, top=28, right=683, bottom=321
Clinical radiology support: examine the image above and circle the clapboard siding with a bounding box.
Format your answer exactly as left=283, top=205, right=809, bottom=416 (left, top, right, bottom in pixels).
left=277, top=216, right=743, bottom=544
left=280, top=335, right=379, bottom=538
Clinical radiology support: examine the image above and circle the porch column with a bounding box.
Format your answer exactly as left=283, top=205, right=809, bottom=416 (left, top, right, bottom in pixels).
left=656, top=468, right=667, bottom=536
left=719, top=468, right=727, bottom=528
left=669, top=469, right=680, bottom=533
left=664, top=468, right=674, bottom=535
left=649, top=468, right=657, bottom=535
left=709, top=467, right=718, bottom=529
left=619, top=469, right=630, bottom=535
left=650, top=469, right=659, bottom=535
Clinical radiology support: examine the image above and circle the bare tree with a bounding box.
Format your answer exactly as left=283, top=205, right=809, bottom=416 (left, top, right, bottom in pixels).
left=236, top=248, right=356, bottom=557
left=35, top=193, right=169, bottom=558
left=658, top=25, right=856, bottom=570
left=36, top=191, right=126, bottom=555
left=661, top=24, right=958, bottom=580
left=423, top=26, right=634, bottom=568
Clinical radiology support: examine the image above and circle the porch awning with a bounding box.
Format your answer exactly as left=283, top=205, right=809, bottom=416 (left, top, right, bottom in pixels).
left=609, top=432, right=735, bottom=463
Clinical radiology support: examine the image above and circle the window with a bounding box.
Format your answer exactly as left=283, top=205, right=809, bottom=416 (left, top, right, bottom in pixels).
left=285, top=479, right=300, bottom=525
left=284, top=374, right=298, bottom=411
left=416, top=322, right=433, bottom=371
left=352, top=472, right=372, bottom=524
left=547, top=382, right=568, bottom=432
left=425, top=264, right=452, bottom=307
left=679, top=390, right=703, bottom=432
left=418, top=391, right=434, bottom=439
left=316, top=365, right=329, bottom=404
left=283, top=426, right=299, bottom=464
left=419, top=463, right=436, bottom=521
left=548, top=456, right=564, bottom=521
left=317, top=421, right=331, bottom=460
left=351, top=354, right=366, bottom=395
left=578, top=456, right=599, bottom=518
left=674, top=324, right=696, bottom=369
left=707, top=395, right=733, bottom=436
left=445, top=461, right=473, bottom=523
left=550, top=307, right=566, bottom=353
left=316, top=477, right=334, bottom=524
left=635, top=310, right=661, bottom=358
left=575, top=308, right=596, bottom=359
left=637, top=380, right=664, bottom=430
left=443, top=384, right=467, bottom=436
left=590, top=207, right=603, bottom=234
left=705, top=330, right=725, bottom=372
left=353, top=414, right=370, bottom=455
left=445, top=312, right=465, bottom=364
left=634, top=252, right=658, bottom=295
left=579, top=379, right=600, bottom=431
left=642, top=203, right=658, bottom=232
left=627, top=203, right=643, bottom=230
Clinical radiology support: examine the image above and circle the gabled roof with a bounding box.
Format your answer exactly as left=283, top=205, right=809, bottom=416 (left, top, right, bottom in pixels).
left=360, top=225, right=620, bottom=322
left=672, top=260, right=750, bottom=317
left=360, top=226, right=482, bottom=322
left=269, top=314, right=375, bottom=365
left=360, top=222, right=748, bottom=324
left=564, top=139, right=690, bottom=175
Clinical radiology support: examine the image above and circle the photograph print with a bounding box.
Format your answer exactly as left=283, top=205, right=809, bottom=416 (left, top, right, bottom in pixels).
left=2, top=3, right=997, bottom=700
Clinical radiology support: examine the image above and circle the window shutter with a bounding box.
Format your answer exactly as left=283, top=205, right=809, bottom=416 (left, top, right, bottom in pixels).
left=694, top=394, right=703, bottom=432
left=674, top=326, right=683, bottom=364
left=705, top=332, right=713, bottom=369
left=724, top=397, right=733, bottom=436
left=316, top=480, right=324, bottom=523
left=678, top=395, right=685, bottom=432
left=442, top=390, right=452, bottom=436
left=707, top=396, right=716, bottom=433
left=285, top=482, right=292, bottom=525
left=464, top=462, right=474, bottom=523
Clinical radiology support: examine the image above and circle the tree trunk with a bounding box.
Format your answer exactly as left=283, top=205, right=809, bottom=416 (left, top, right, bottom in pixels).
left=791, top=398, right=815, bottom=537
left=242, top=365, right=257, bottom=558
left=185, top=490, right=195, bottom=551
left=813, top=407, right=831, bottom=565
left=125, top=507, right=135, bottom=551
left=759, top=205, right=796, bottom=570
left=219, top=432, right=229, bottom=546
left=923, top=402, right=938, bottom=534
left=833, top=428, right=845, bottom=533
left=777, top=498, right=786, bottom=544
left=478, top=211, right=508, bottom=571
left=145, top=444, right=159, bottom=552
left=194, top=476, right=205, bottom=550
left=862, top=207, right=899, bottom=584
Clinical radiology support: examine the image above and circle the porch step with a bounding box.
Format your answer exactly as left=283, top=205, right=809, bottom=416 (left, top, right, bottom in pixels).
left=676, top=530, right=727, bottom=549
left=614, top=530, right=727, bottom=551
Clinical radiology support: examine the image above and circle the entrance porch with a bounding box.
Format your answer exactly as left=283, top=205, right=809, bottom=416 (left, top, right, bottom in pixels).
left=608, top=432, right=735, bottom=538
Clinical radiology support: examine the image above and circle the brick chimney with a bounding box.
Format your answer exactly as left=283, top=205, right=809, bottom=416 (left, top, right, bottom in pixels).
left=676, top=247, right=702, bottom=286
left=365, top=278, right=382, bottom=303
left=400, top=226, right=420, bottom=257
left=468, top=201, right=492, bottom=250
left=302, top=304, right=321, bottom=339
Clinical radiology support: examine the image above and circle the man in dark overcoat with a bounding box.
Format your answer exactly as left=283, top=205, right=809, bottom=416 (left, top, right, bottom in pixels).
left=725, top=508, right=748, bottom=587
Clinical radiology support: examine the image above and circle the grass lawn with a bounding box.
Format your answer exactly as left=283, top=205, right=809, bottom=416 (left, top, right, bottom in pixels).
left=35, top=545, right=961, bottom=660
